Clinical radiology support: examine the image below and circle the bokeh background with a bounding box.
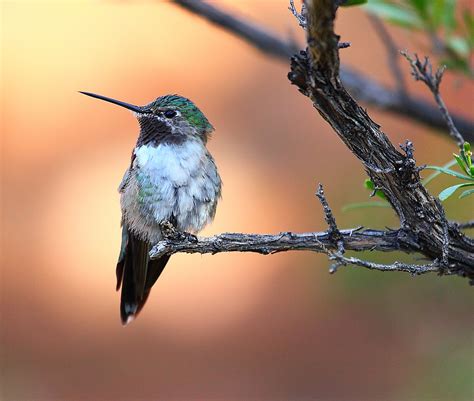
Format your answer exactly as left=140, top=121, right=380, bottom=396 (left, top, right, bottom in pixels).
left=2, top=1, right=473, bottom=400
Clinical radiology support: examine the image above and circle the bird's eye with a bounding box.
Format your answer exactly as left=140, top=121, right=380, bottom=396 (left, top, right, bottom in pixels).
left=164, top=110, right=177, bottom=118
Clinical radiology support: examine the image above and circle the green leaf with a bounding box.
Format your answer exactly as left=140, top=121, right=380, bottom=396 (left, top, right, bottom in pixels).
left=463, top=10, right=474, bottom=47
left=431, top=0, right=445, bottom=29
left=459, top=188, right=474, bottom=199
left=463, top=142, right=471, bottom=153
left=342, top=0, right=368, bottom=6
left=447, top=36, right=470, bottom=57
left=440, top=0, right=457, bottom=32
left=364, top=179, right=387, bottom=199
left=342, top=201, right=391, bottom=212
left=439, top=183, right=474, bottom=201
left=461, top=142, right=472, bottom=169
left=364, top=2, right=423, bottom=28
left=464, top=9, right=474, bottom=30
left=422, top=158, right=457, bottom=185
left=364, top=179, right=375, bottom=190
left=453, top=154, right=470, bottom=175
left=425, top=166, right=474, bottom=181
left=408, top=0, right=429, bottom=21
left=440, top=56, right=471, bottom=75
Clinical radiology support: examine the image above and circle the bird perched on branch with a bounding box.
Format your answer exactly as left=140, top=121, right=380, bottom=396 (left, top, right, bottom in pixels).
left=80, top=91, right=222, bottom=325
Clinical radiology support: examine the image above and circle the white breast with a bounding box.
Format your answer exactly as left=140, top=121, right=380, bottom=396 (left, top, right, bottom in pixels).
left=134, top=140, right=205, bottom=186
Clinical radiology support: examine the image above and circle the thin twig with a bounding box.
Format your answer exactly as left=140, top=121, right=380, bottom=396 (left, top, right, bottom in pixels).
left=328, top=253, right=444, bottom=275
left=170, top=0, right=474, bottom=139
left=454, top=220, right=474, bottom=230
left=289, top=0, right=307, bottom=28
left=173, top=0, right=298, bottom=58
left=312, top=184, right=446, bottom=276
left=315, top=184, right=344, bottom=254
left=402, top=52, right=466, bottom=148
left=288, top=0, right=349, bottom=48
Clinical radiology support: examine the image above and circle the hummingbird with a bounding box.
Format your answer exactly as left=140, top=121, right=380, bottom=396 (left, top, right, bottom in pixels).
left=80, top=91, right=222, bottom=325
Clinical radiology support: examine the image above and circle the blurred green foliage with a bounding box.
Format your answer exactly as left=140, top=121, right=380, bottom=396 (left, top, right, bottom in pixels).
left=342, top=0, right=369, bottom=6
left=425, top=142, right=474, bottom=200
left=362, top=0, right=473, bottom=75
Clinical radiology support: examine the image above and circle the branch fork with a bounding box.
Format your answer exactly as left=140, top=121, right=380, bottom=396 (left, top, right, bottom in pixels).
left=402, top=51, right=465, bottom=148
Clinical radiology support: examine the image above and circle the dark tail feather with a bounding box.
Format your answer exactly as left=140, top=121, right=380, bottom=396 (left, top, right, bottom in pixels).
left=135, top=254, right=170, bottom=316
left=116, top=229, right=170, bottom=325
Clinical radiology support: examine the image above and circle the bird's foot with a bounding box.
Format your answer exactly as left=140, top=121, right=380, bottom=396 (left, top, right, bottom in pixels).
left=183, top=232, right=198, bottom=243
left=159, top=220, right=178, bottom=238
left=159, top=221, right=198, bottom=243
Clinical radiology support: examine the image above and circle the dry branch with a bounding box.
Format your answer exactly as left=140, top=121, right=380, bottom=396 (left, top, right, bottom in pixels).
left=287, top=0, right=473, bottom=280
left=150, top=227, right=402, bottom=258
left=402, top=52, right=466, bottom=148
left=150, top=228, right=447, bottom=276
left=457, top=221, right=474, bottom=230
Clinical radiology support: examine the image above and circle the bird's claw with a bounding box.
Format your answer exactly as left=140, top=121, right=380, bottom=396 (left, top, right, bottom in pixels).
left=159, top=221, right=198, bottom=243
left=183, top=232, right=198, bottom=243
left=159, top=220, right=177, bottom=238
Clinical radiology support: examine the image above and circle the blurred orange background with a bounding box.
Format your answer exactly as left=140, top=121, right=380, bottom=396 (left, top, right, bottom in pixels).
left=2, top=1, right=473, bottom=400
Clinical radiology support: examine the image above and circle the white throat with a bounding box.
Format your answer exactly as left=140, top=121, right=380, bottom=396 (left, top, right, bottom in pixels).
left=134, top=140, right=206, bottom=186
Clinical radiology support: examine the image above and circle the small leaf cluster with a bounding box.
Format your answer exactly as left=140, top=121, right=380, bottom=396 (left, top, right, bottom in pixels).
left=363, top=0, right=473, bottom=75
left=425, top=142, right=474, bottom=201
left=342, top=179, right=390, bottom=211
left=364, top=178, right=387, bottom=200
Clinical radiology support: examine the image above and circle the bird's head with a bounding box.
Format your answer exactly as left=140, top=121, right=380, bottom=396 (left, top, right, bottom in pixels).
left=80, top=92, right=214, bottom=145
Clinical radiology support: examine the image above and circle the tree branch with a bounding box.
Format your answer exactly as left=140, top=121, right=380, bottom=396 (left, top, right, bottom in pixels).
left=150, top=227, right=405, bottom=259
left=315, top=183, right=344, bottom=254
left=171, top=0, right=474, bottom=141
left=287, top=0, right=473, bottom=280
left=454, top=220, right=474, bottom=230
left=327, top=253, right=442, bottom=275
left=150, top=227, right=455, bottom=276
left=173, top=0, right=298, bottom=58
left=150, top=184, right=458, bottom=277
left=289, top=0, right=307, bottom=29
left=402, top=52, right=466, bottom=148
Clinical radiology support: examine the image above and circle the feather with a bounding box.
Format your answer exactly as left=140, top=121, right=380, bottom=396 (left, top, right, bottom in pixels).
left=116, top=227, right=170, bottom=325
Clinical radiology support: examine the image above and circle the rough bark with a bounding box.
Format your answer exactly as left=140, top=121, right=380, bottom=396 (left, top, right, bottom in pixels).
left=287, top=0, right=473, bottom=279
left=150, top=228, right=403, bottom=258
left=150, top=228, right=441, bottom=275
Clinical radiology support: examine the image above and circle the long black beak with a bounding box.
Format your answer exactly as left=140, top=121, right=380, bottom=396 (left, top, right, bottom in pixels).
left=79, top=91, right=144, bottom=113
